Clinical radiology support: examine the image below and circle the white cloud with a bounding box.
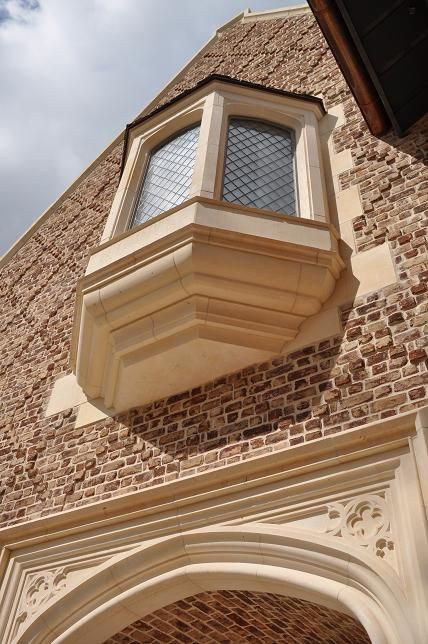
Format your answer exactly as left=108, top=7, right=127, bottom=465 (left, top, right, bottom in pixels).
left=0, top=0, right=293, bottom=255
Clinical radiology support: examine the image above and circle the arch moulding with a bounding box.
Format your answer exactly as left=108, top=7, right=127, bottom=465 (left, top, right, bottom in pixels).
left=0, top=408, right=427, bottom=644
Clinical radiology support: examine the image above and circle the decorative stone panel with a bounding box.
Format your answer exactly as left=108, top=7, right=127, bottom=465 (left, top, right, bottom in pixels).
left=324, top=493, right=394, bottom=560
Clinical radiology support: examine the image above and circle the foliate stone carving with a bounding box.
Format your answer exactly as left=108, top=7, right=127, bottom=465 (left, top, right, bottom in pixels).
left=324, top=494, right=394, bottom=559
left=13, top=567, right=68, bottom=638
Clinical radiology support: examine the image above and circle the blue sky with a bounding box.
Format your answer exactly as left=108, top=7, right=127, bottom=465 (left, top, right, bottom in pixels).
left=0, top=0, right=300, bottom=255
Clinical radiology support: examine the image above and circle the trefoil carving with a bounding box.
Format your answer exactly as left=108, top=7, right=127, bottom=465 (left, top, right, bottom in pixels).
left=13, top=567, right=68, bottom=638
left=324, top=494, right=394, bottom=559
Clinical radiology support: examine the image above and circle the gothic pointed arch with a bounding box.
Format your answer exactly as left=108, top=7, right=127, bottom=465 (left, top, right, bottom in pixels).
left=17, top=525, right=412, bottom=644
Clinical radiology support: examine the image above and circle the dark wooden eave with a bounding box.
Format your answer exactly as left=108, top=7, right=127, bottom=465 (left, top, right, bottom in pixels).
left=308, top=0, right=428, bottom=137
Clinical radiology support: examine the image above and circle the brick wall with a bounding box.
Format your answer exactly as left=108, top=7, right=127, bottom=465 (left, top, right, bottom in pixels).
left=0, top=13, right=426, bottom=527
left=104, top=590, right=370, bottom=644
left=151, top=14, right=348, bottom=112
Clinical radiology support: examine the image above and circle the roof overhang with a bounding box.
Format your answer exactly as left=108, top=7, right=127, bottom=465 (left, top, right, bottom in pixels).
left=308, top=0, right=428, bottom=136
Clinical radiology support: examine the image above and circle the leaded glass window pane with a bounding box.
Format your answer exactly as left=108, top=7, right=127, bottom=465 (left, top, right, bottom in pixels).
left=222, top=119, right=296, bottom=215
left=131, top=124, right=200, bottom=227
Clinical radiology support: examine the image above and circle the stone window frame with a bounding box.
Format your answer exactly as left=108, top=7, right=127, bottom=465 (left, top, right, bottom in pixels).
left=101, top=78, right=329, bottom=243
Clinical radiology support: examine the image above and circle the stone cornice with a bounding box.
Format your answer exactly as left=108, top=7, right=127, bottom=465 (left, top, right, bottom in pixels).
left=0, top=408, right=420, bottom=551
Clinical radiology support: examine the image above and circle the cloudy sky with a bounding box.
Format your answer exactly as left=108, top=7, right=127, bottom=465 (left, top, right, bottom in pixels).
left=0, top=0, right=300, bottom=256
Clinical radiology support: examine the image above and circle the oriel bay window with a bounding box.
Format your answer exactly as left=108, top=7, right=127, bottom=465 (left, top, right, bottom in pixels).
left=101, top=76, right=329, bottom=238
left=73, top=76, right=343, bottom=412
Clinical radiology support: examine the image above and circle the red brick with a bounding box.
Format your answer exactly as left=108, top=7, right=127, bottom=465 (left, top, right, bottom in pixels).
left=388, top=312, right=405, bottom=325
left=409, top=349, right=427, bottom=363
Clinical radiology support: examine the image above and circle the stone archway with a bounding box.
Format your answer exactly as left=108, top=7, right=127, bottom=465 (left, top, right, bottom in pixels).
left=2, top=412, right=427, bottom=644
left=104, top=590, right=371, bottom=643
left=16, top=525, right=412, bottom=644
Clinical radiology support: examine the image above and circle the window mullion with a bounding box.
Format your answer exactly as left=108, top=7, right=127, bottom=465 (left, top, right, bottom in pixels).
left=188, top=92, right=225, bottom=200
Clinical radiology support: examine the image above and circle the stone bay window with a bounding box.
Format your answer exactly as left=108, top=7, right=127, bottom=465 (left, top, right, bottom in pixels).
left=71, top=76, right=344, bottom=412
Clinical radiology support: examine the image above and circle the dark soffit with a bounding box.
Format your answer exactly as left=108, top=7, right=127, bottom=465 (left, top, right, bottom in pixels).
left=309, top=0, right=428, bottom=136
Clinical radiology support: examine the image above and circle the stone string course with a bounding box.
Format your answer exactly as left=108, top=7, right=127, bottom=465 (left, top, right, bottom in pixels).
left=0, top=14, right=427, bottom=527
left=104, top=590, right=370, bottom=644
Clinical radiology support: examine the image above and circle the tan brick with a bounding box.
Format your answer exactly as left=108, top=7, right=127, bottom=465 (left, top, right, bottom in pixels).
left=371, top=394, right=408, bottom=412
left=341, top=391, right=374, bottom=409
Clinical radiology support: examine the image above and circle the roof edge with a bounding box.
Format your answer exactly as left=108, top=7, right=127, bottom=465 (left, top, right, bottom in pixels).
left=0, top=132, right=124, bottom=271
left=307, top=0, right=390, bottom=136
left=133, top=5, right=312, bottom=122
left=242, top=4, right=311, bottom=22
left=134, top=10, right=246, bottom=122
left=133, top=73, right=326, bottom=129
left=120, top=74, right=326, bottom=176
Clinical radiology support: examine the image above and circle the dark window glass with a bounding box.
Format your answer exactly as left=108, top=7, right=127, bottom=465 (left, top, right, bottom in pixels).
left=222, top=119, right=296, bottom=215
left=131, top=124, right=200, bottom=227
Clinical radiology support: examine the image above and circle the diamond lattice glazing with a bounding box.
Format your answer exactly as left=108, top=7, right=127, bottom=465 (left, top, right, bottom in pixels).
left=222, top=119, right=296, bottom=215
left=132, top=125, right=200, bottom=227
